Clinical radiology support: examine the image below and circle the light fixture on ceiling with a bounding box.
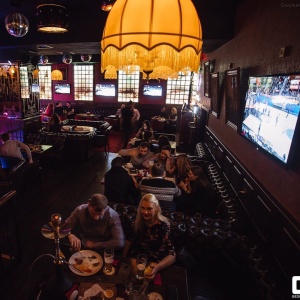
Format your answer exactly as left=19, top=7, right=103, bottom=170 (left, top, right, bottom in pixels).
left=81, top=54, right=92, bottom=62
left=101, top=0, right=202, bottom=80
left=62, top=54, right=72, bottom=64
left=101, top=0, right=116, bottom=12
left=36, top=4, right=68, bottom=33
left=51, top=69, right=63, bottom=81
left=5, top=12, right=29, bottom=37
left=39, top=55, right=49, bottom=64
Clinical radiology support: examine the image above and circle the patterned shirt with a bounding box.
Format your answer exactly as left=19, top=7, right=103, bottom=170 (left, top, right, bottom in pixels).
left=128, top=221, right=175, bottom=263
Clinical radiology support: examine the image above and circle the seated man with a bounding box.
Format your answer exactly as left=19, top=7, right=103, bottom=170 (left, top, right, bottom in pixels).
left=0, top=133, right=33, bottom=163
left=54, top=102, right=64, bottom=116
left=104, top=156, right=140, bottom=205
left=65, top=193, right=125, bottom=251
left=154, top=145, right=176, bottom=176
left=63, top=101, right=75, bottom=119
left=138, top=163, right=181, bottom=211
left=118, top=142, right=154, bottom=169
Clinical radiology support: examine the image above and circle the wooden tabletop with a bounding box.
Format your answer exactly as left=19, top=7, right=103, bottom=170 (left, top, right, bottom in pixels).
left=69, top=255, right=188, bottom=299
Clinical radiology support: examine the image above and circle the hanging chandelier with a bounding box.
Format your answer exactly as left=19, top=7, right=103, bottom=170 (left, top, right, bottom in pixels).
left=101, top=0, right=202, bottom=80
left=36, top=4, right=68, bottom=33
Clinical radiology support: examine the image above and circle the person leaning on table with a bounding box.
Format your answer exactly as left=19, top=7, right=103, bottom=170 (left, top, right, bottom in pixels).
left=0, top=132, right=33, bottom=163
left=122, top=193, right=176, bottom=280
left=118, top=141, right=154, bottom=169
left=65, top=193, right=125, bottom=251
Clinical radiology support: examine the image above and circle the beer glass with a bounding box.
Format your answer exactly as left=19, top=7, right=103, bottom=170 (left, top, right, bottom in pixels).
left=104, top=248, right=114, bottom=273
left=136, top=254, right=147, bottom=280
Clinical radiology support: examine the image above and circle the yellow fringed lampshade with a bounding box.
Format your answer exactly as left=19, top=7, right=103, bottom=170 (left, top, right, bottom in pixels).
left=51, top=69, right=63, bottom=80
left=32, top=68, right=39, bottom=79
left=101, top=0, right=202, bottom=79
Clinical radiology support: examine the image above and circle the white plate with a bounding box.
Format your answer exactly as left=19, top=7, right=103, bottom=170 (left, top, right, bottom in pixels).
left=148, top=292, right=163, bottom=300
left=69, top=250, right=103, bottom=276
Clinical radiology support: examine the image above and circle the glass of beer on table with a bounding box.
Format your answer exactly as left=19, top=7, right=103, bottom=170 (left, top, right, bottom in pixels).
left=104, top=248, right=114, bottom=273
left=136, top=254, right=147, bottom=280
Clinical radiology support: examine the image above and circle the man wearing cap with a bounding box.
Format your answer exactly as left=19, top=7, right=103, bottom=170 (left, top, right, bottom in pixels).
left=65, top=193, right=125, bottom=251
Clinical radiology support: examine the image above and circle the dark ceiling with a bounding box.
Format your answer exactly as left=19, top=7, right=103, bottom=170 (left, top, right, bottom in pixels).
left=0, top=0, right=244, bottom=63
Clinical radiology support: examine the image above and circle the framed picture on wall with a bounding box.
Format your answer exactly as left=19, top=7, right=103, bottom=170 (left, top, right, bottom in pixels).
left=58, top=67, right=68, bottom=81
left=225, top=67, right=240, bottom=130
left=204, top=60, right=211, bottom=97
left=210, top=72, right=219, bottom=118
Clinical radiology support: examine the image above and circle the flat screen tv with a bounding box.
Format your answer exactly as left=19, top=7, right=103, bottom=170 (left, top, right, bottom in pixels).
left=31, top=83, right=40, bottom=93
left=143, top=84, right=162, bottom=96
left=241, top=74, right=300, bottom=166
left=95, top=83, right=116, bottom=96
left=55, top=83, right=71, bottom=94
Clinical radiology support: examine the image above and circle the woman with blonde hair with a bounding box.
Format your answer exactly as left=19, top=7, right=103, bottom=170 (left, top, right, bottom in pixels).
left=122, top=193, right=175, bottom=279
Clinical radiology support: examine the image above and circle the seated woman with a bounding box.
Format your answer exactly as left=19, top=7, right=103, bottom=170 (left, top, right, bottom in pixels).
left=122, top=193, right=176, bottom=279
left=136, top=120, right=154, bottom=140
left=178, top=166, right=217, bottom=217
left=175, top=153, right=193, bottom=184
left=46, top=113, right=62, bottom=133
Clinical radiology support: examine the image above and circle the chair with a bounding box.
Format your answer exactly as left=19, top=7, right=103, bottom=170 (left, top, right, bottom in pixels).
left=0, top=155, right=26, bottom=184
left=94, top=125, right=112, bottom=154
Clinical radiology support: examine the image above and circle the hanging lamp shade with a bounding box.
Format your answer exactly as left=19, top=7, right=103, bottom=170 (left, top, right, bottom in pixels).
left=51, top=69, right=63, bottom=80
left=32, top=68, right=39, bottom=79
left=101, top=0, right=202, bottom=79
left=36, top=4, right=68, bottom=33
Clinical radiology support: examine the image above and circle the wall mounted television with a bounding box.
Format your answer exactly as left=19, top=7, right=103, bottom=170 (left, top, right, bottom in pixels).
left=143, top=84, right=163, bottom=96
left=95, top=83, right=116, bottom=96
left=241, top=73, right=300, bottom=166
left=31, top=83, right=40, bottom=93
left=54, top=83, right=71, bottom=94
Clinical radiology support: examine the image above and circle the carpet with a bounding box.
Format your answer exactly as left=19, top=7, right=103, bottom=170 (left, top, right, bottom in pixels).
left=108, top=130, right=135, bottom=153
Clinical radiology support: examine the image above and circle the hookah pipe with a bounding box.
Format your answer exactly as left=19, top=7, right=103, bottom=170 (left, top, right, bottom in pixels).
left=40, top=214, right=75, bottom=300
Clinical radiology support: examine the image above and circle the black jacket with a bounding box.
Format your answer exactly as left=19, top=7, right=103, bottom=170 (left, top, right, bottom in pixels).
left=104, top=166, right=140, bottom=205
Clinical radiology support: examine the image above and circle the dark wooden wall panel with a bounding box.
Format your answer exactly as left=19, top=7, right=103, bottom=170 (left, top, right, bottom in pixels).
left=204, top=127, right=300, bottom=283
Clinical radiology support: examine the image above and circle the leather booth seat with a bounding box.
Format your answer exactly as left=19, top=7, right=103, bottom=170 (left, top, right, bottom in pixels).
left=38, top=120, right=110, bottom=161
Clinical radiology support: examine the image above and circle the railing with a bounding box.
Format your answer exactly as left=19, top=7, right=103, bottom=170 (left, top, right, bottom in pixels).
left=0, top=126, right=24, bottom=142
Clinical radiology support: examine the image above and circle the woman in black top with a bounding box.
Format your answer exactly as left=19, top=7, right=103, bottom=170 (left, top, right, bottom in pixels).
left=46, top=113, right=62, bottom=133
left=179, top=166, right=217, bottom=217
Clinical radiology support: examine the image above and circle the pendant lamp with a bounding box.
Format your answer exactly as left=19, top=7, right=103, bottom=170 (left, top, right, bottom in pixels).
left=51, top=69, right=63, bottom=81
left=101, top=0, right=202, bottom=79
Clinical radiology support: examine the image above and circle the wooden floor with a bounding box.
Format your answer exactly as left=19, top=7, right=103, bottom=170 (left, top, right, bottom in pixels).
left=0, top=151, right=118, bottom=300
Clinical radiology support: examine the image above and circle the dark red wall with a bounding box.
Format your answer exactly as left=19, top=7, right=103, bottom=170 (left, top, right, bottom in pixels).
left=202, top=0, right=300, bottom=222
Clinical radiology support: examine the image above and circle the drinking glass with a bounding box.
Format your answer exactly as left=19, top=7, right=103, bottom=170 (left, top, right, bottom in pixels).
left=136, top=254, right=147, bottom=280
left=103, top=289, right=114, bottom=300
left=148, top=160, right=154, bottom=173
left=104, top=248, right=114, bottom=273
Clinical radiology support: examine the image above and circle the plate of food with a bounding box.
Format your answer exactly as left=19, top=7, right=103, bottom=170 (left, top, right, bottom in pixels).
left=148, top=292, right=163, bottom=300
left=69, top=250, right=103, bottom=276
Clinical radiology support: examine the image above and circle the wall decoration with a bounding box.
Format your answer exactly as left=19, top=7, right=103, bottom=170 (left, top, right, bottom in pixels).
left=204, top=60, right=210, bottom=97
left=210, top=72, right=219, bottom=118
left=225, top=67, right=240, bottom=130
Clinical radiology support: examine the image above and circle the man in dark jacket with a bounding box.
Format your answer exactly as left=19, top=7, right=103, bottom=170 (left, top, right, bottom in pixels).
left=104, top=156, right=140, bottom=205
